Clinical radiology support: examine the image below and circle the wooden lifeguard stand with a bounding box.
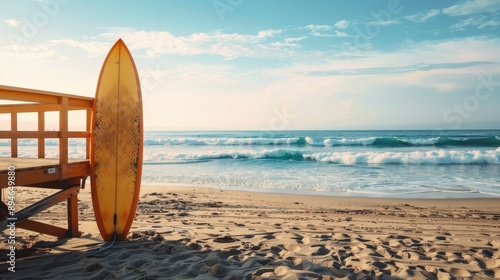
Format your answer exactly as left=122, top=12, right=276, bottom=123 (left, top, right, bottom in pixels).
left=0, top=85, right=93, bottom=237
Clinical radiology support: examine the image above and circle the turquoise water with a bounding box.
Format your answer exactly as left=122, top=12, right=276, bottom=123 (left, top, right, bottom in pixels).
left=141, top=130, right=500, bottom=198
left=2, top=130, right=499, bottom=198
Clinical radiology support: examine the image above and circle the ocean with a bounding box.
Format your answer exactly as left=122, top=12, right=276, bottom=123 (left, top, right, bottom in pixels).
left=2, top=130, right=500, bottom=198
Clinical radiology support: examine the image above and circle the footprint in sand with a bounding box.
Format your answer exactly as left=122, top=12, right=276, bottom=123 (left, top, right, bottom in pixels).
left=118, top=252, right=131, bottom=260
left=490, top=240, right=500, bottom=248
left=375, top=246, right=397, bottom=259
left=480, top=249, right=494, bottom=258
left=283, top=243, right=301, bottom=253
left=387, top=239, right=402, bottom=248
left=398, top=250, right=430, bottom=261
left=84, top=261, right=103, bottom=272
left=262, top=233, right=276, bottom=240
left=435, top=235, right=450, bottom=241
left=484, top=258, right=500, bottom=269
left=311, top=245, right=330, bottom=256
left=301, top=237, right=310, bottom=245
left=447, top=267, right=472, bottom=278
left=333, top=233, right=352, bottom=242
left=370, top=261, right=398, bottom=275
left=214, top=235, right=239, bottom=243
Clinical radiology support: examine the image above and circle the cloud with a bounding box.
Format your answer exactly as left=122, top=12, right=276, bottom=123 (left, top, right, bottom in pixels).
left=443, top=0, right=500, bottom=16
left=372, top=19, right=401, bottom=26
left=251, top=35, right=500, bottom=129
left=310, top=32, right=333, bottom=38
left=49, top=39, right=110, bottom=56
left=41, top=28, right=302, bottom=59
left=4, top=18, right=21, bottom=27
left=451, top=15, right=500, bottom=29
left=303, top=23, right=350, bottom=37
left=258, top=29, right=283, bottom=38
left=0, top=43, right=56, bottom=60
left=264, top=37, right=500, bottom=92
left=306, top=61, right=495, bottom=77
left=334, top=31, right=349, bottom=37
left=0, top=27, right=313, bottom=62
left=303, top=24, right=332, bottom=32
left=334, top=20, right=349, bottom=29
left=405, top=9, right=440, bottom=23
left=285, top=37, right=306, bottom=43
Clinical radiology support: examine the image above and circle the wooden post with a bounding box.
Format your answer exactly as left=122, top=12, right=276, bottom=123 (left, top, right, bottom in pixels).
left=86, top=108, right=92, bottom=160
left=67, top=189, right=79, bottom=237
left=10, top=112, right=17, bottom=157
left=38, top=111, right=45, bottom=158
left=59, top=97, right=68, bottom=180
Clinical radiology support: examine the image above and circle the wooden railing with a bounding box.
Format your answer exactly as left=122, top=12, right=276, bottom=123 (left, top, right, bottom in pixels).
left=0, top=85, right=93, bottom=180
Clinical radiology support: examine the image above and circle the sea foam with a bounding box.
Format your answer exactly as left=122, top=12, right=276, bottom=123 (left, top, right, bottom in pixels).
left=143, top=148, right=500, bottom=165
left=143, top=136, right=500, bottom=147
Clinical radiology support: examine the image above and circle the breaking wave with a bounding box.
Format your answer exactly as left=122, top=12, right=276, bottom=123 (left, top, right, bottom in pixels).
left=144, top=147, right=500, bottom=165
left=143, top=136, right=500, bottom=148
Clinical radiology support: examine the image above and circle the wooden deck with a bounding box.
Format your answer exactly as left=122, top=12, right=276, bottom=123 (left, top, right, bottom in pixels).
left=0, top=158, right=89, bottom=187
left=0, top=85, right=93, bottom=238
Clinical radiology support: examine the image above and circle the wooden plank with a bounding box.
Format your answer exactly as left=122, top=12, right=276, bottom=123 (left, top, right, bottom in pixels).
left=0, top=158, right=89, bottom=172
left=0, top=88, right=59, bottom=104
left=0, top=103, right=92, bottom=113
left=0, top=85, right=93, bottom=108
left=59, top=97, right=68, bottom=180
left=0, top=103, right=59, bottom=113
left=27, top=177, right=82, bottom=190
left=67, top=98, right=94, bottom=109
left=0, top=165, right=89, bottom=187
left=64, top=163, right=90, bottom=181
left=17, top=219, right=69, bottom=238
left=0, top=158, right=60, bottom=171
left=81, top=176, right=87, bottom=189
left=86, top=108, right=92, bottom=159
left=0, top=131, right=58, bottom=139
left=0, top=160, right=89, bottom=187
left=0, top=130, right=90, bottom=139
left=67, top=192, right=79, bottom=236
left=38, top=111, right=45, bottom=159
left=0, top=185, right=80, bottom=232
left=10, top=113, right=17, bottom=157
left=68, top=131, right=91, bottom=138
left=0, top=167, right=59, bottom=186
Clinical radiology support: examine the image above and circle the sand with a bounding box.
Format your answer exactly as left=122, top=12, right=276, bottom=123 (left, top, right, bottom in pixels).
left=1, top=185, right=500, bottom=279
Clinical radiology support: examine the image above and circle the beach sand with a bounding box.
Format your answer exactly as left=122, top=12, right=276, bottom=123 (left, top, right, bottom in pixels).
left=1, top=185, right=500, bottom=279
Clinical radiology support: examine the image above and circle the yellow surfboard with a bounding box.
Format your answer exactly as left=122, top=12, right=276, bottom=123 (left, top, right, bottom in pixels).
left=91, top=39, right=143, bottom=241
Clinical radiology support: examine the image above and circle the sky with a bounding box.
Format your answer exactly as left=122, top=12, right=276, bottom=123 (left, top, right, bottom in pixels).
left=0, top=0, right=499, bottom=130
